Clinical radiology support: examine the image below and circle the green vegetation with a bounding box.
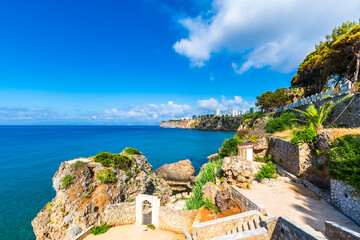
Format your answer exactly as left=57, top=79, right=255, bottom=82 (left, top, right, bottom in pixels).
left=254, top=161, right=277, bottom=181
left=146, top=224, right=155, bottom=230
left=123, top=147, right=142, bottom=155
left=249, top=134, right=258, bottom=143
left=90, top=223, right=111, bottom=235
left=70, top=161, right=86, bottom=171
left=254, top=154, right=272, bottom=163
left=292, top=21, right=360, bottom=94
left=265, top=113, right=299, bottom=133
left=185, top=160, right=223, bottom=210
left=96, top=168, right=115, bottom=183
left=328, top=135, right=360, bottom=191
left=82, top=193, right=91, bottom=198
left=203, top=198, right=219, bottom=212
left=256, top=88, right=300, bottom=112
left=240, top=112, right=265, bottom=128
left=291, top=127, right=317, bottom=145
left=60, top=175, right=73, bottom=188
left=237, top=129, right=250, bottom=140
left=293, top=96, right=350, bottom=130
left=219, top=135, right=243, bottom=157
left=94, top=151, right=133, bottom=170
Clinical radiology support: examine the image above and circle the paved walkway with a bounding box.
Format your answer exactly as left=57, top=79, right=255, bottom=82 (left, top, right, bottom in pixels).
left=242, top=177, right=360, bottom=233
left=85, top=224, right=186, bottom=240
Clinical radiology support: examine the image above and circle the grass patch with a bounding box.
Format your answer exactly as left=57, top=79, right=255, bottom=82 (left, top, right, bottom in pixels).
left=291, top=127, right=317, bottom=145
left=254, top=154, right=272, bottom=163
left=265, top=113, right=299, bottom=133
left=96, top=168, right=115, bottom=183
left=60, top=175, right=73, bottom=188
left=90, top=223, right=111, bottom=235
left=254, top=161, right=277, bottom=181
left=123, top=147, right=142, bottom=155
left=70, top=161, right=86, bottom=171
left=94, top=151, right=133, bottom=170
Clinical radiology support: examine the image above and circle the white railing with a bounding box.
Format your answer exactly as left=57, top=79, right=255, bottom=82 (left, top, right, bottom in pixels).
left=273, top=81, right=356, bottom=113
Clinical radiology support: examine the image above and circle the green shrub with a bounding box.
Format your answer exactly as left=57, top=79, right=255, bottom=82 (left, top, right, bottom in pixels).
left=70, top=161, right=86, bottom=171
left=185, top=161, right=222, bottom=210
left=249, top=134, right=258, bottom=143
left=90, top=223, right=111, bottom=235
left=255, top=154, right=272, bottom=163
left=265, top=113, right=298, bottom=133
left=237, top=129, right=250, bottom=140
left=60, top=175, right=73, bottom=188
left=254, top=161, right=277, bottom=181
left=123, top=147, right=142, bottom=155
left=146, top=224, right=155, bottom=230
left=96, top=169, right=115, bottom=183
left=219, top=136, right=243, bottom=157
left=82, top=193, right=91, bottom=198
left=291, top=127, right=317, bottom=145
left=240, top=112, right=265, bottom=128
left=328, top=135, right=360, bottom=191
left=94, top=152, right=133, bottom=170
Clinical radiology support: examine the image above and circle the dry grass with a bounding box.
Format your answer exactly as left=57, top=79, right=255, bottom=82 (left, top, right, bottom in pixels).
left=326, top=128, right=360, bottom=138
left=271, top=127, right=301, bottom=141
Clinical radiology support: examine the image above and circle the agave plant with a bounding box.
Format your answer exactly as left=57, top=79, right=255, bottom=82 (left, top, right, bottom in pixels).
left=292, top=96, right=351, bottom=130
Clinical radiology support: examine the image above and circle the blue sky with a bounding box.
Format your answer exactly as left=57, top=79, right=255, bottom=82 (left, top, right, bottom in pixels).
left=1, top=0, right=359, bottom=124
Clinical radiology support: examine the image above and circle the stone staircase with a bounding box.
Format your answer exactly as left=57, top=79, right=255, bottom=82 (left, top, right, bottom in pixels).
left=224, top=214, right=265, bottom=235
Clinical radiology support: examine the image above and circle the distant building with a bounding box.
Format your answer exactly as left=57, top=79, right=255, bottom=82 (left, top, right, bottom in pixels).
left=192, top=115, right=197, bottom=119
left=230, top=109, right=237, bottom=117
left=214, top=109, right=221, bottom=116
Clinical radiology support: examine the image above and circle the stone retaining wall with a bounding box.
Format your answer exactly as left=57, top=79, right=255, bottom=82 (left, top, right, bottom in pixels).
left=193, top=210, right=261, bottom=240
left=325, top=221, right=360, bottom=240
left=265, top=217, right=327, bottom=240
left=231, top=185, right=267, bottom=214
left=268, top=137, right=311, bottom=176
left=158, top=207, right=197, bottom=234
left=102, top=202, right=136, bottom=225
left=330, top=180, right=360, bottom=226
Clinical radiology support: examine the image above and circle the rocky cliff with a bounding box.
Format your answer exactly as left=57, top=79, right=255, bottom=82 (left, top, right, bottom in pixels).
left=160, top=117, right=240, bottom=132
left=32, top=151, right=172, bottom=240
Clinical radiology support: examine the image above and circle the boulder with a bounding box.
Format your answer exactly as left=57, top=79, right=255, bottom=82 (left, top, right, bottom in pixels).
left=202, top=182, right=220, bottom=204
left=207, top=153, right=219, bottom=161
left=155, top=159, right=195, bottom=182
left=253, top=136, right=268, bottom=158
left=155, top=160, right=195, bottom=192
left=215, top=190, right=231, bottom=212
left=315, top=131, right=335, bottom=153
left=221, top=156, right=253, bottom=189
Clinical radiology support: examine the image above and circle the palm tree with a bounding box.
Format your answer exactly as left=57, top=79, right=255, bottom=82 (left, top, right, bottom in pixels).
left=293, top=96, right=351, bottom=130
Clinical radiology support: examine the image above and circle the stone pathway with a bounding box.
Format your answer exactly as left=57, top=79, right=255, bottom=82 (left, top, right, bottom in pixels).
left=242, top=177, right=360, bottom=234
left=84, top=224, right=186, bottom=240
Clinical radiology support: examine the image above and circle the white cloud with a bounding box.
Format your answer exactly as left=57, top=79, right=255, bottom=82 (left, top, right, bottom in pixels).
left=197, top=96, right=252, bottom=112
left=0, top=107, right=65, bottom=120
left=174, top=0, right=360, bottom=73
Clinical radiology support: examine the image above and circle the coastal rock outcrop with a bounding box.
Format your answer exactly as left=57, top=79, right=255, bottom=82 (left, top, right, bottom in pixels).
left=202, top=182, right=220, bottom=204
left=155, top=159, right=195, bottom=192
left=215, top=190, right=231, bottom=213
left=32, top=152, right=172, bottom=240
left=221, top=156, right=253, bottom=189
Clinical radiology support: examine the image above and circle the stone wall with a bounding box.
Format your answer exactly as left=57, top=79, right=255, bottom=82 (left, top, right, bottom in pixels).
left=325, top=221, right=360, bottom=240
left=268, top=137, right=311, bottom=176
left=265, top=217, right=327, bottom=240
left=292, top=92, right=360, bottom=128
left=230, top=185, right=267, bottom=214
left=158, top=207, right=197, bottom=234
left=102, top=202, right=136, bottom=225
left=330, top=180, right=360, bottom=226
left=193, top=210, right=262, bottom=240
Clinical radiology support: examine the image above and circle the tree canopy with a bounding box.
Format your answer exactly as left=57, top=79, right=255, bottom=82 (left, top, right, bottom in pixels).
left=291, top=20, right=360, bottom=95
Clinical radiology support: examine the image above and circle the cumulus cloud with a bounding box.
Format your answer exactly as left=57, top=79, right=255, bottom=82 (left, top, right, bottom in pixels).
left=0, top=97, right=253, bottom=124
left=174, top=0, right=360, bottom=73
left=197, top=96, right=251, bottom=112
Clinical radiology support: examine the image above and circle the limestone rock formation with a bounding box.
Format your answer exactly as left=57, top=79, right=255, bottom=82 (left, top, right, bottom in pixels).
left=215, top=190, right=231, bottom=212
left=221, top=156, right=253, bottom=189
left=32, top=153, right=172, bottom=240
left=155, top=159, right=195, bottom=192
left=202, top=182, right=220, bottom=204
left=253, top=136, right=268, bottom=158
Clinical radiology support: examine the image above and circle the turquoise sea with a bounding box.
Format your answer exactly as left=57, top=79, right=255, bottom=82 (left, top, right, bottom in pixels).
left=0, top=126, right=234, bottom=240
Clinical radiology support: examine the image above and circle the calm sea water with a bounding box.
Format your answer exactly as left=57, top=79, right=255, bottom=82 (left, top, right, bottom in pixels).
left=0, top=125, right=234, bottom=240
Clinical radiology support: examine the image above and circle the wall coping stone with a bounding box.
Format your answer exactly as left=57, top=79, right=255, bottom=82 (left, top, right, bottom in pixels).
left=325, top=221, right=360, bottom=240
left=207, top=227, right=268, bottom=240
left=193, top=210, right=260, bottom=228
left=231, top=185, right=267, bottom=214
